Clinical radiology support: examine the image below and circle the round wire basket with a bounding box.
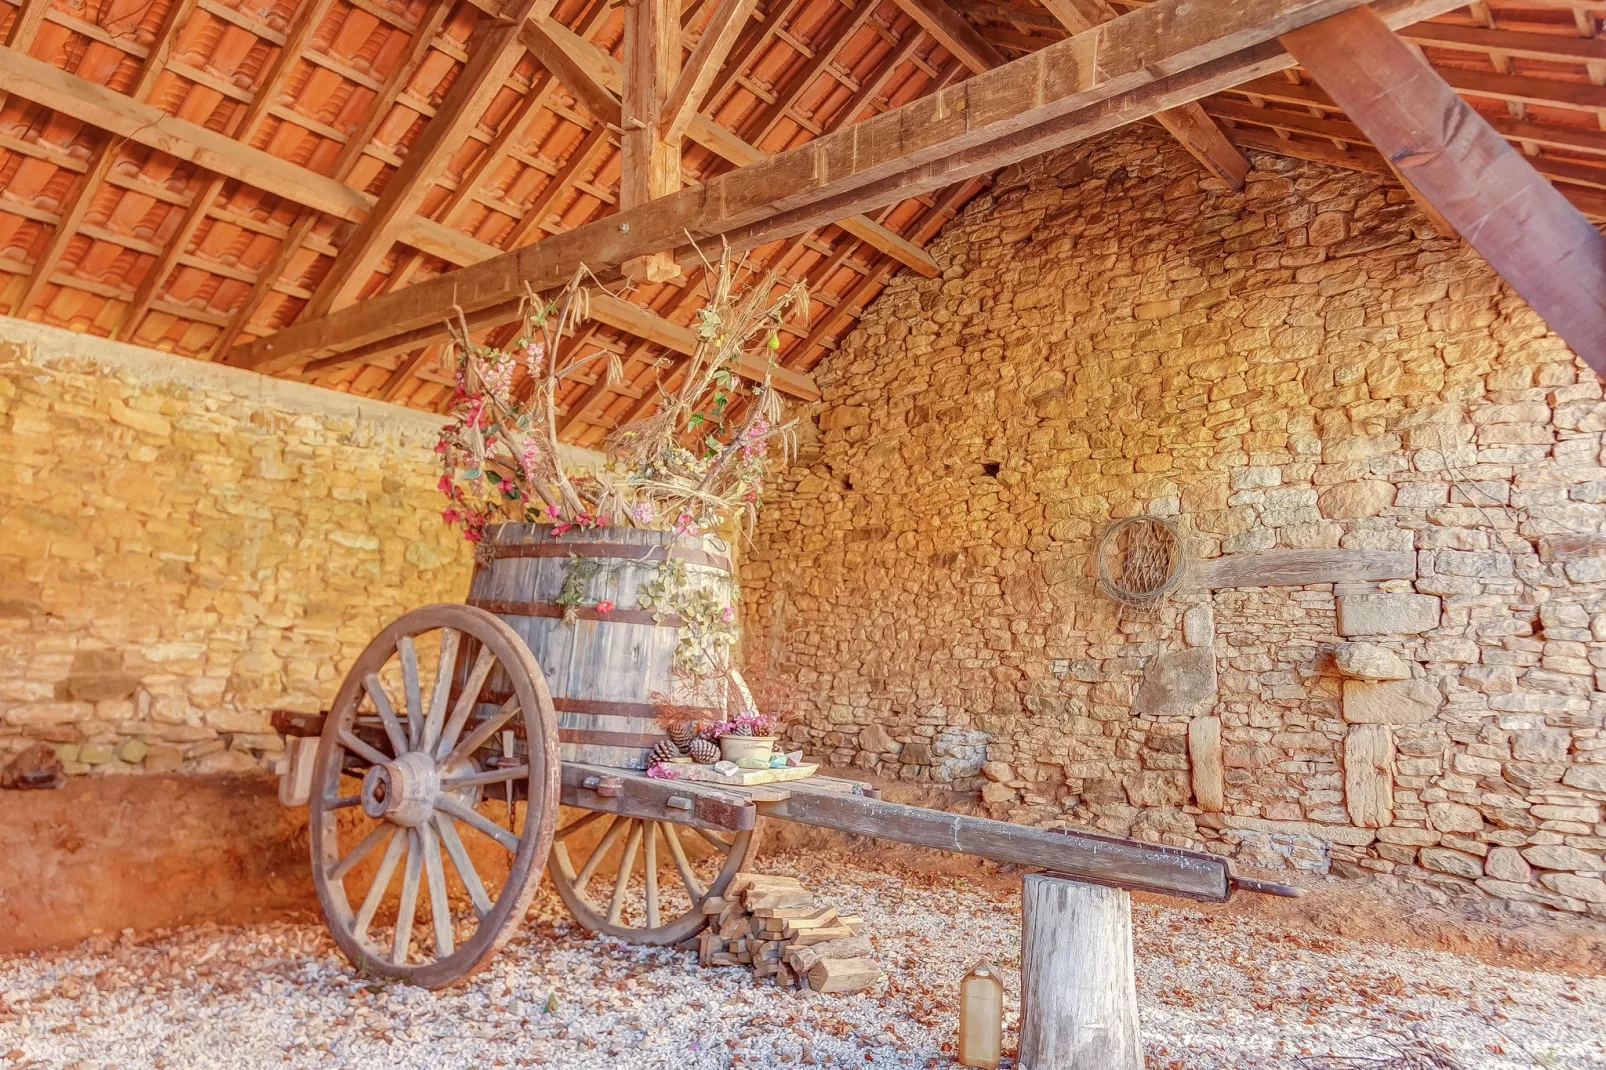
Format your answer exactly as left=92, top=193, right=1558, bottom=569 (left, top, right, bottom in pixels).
left=1096, top=515, right=1187, bottom=606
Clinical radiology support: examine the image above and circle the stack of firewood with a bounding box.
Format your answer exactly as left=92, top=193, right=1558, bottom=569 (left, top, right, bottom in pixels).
left=693, top=873, right=882, bottom=993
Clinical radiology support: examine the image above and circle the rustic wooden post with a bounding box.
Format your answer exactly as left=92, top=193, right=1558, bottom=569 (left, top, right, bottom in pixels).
left=1017, top=874, right=1142, bottom=1070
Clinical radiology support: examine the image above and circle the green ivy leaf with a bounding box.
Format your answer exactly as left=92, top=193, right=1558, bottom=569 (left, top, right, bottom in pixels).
left=486, top=470, right=502, bottom=483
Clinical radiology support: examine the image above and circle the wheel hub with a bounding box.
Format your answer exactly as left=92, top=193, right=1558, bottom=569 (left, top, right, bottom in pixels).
left=360, top=750, right=440, bottom=827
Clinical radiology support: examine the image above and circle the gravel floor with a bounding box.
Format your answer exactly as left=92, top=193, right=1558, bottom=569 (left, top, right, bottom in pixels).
left=2, top=851, right=1603, bottom=1069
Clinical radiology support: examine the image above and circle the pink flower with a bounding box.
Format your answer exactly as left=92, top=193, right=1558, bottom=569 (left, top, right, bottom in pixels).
left=595, top=600, right=614, bottom=614
left=442, top=508, right=461, bottom=524
left=551, top=521, right=572, bottom=536
left=646, top=762, right=681, bottom=780
left=464, top=528, right=482, bottom=542
left=721, top=605, right=734, bottom=622
left=545, top=504, right=561, bottom=519
left=632, top=502, right=654, bottom=524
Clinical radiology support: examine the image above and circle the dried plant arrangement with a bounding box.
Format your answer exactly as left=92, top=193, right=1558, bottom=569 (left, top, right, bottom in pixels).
left=434, top=248, right=809, bottom=543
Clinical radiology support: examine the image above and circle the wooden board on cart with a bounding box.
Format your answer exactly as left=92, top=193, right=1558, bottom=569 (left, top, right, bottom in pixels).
left=673, top=762, right=819, bottom=787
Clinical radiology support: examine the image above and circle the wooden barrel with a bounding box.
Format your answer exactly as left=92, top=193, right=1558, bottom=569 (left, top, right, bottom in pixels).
left=462, top=523, right=735, bottom=770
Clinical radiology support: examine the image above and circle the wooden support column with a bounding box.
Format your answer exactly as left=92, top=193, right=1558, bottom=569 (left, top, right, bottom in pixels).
left=622, top=0, right=682, bottom=284
left=1017, top=874, right=1141, bottom=1070
left=1281, top=6, right=1606, bottom=377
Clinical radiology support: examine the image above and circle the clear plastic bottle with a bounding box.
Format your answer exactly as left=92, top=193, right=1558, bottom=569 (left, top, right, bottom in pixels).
left=958, top=957, right=1003, bottom=1068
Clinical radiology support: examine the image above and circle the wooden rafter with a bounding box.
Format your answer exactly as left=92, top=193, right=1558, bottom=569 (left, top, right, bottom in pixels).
left=226, top=0, right=1474, bottom=378
left=114, top=0, right=336, bottom=341
left=661, top=0, right=761, bottom=142
left=298, top=0, right=561, bottom=320
left=1282, top=6, right=1606, bottom=372
left=208, top=0, right=459, bottom=357
left=12, top=0, right=201, bottom=319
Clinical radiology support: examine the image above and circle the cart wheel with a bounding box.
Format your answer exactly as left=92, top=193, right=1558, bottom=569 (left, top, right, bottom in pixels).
left=309, top=604, right=560, bottom=989
left=547, top=813, right=762, bottom=944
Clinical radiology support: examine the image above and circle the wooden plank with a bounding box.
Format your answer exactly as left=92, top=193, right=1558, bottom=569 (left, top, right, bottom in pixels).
left=1282, top=6, right=1606, bottom=377
left=661, top=0, right=760, bottom=142
left=1399, top=20, right=1606, bottom=64
left=1192, top=549, right=1416, bottom=589
left=227, top=0, right=1426, bottom=372
left=560, top=762, right=757, bottom=832
left=761, top=780, right=1232, bottom=901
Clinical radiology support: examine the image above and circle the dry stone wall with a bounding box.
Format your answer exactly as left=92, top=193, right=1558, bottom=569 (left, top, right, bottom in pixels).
left=0, top=318, right=474, bottom=776
left=743, top=127, right=1606, bottom=917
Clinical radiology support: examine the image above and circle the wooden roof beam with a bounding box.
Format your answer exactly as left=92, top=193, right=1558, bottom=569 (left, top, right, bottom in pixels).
left=297, top=0, right=562, bottom=321
left=1282, top=6, right=1606, bottom=373
left=661, top=0, right=760, bottom=142
left=531, top=19, right=938, bottom=277
left=224, top=0, right=1471, bottom=377
left=1029, top=0, right=1251, bottom=189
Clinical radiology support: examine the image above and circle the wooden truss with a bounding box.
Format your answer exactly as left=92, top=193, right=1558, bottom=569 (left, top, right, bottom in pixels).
left=1, top=0, right=1604, bottom=434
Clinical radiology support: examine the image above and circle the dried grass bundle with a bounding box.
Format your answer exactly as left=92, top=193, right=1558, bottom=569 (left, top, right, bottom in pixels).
left=434, top=246, right=807, bottom=543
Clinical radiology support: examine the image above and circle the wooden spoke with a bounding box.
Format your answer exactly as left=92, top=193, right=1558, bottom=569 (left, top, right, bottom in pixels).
left=644, top=821, right=661, bottom=929
left=329, top=823, right=393, bottom=883
left=607, top=820, right=644, bottom=926
left=574, top=815, right=630, bottom=895
left=354, top=830, right=408, bottom=940
left=435, top=793, right=521, bottom=853
left=397, top=635, right=423, bottom=749
left=420, top=627, right=461, bottom=754
left=434, top=812, right=493, bottom=919
left=339, top=730, right=391, bottom=769
left=441, top=764, right=529, bottom=789
left=363, top=673, right=409, bottom=756
left=444, top=697, right=519, bottom=767
left=661, top=820, right=705, bottom=901
left=693, top=826, right=733, bottom=854
left=419, top=822, right=454, bottom=958
left=436, top=646, right=496, bottom=758
left=556, top=809, right=609, bottom=841
left=393, top=828, right=425, bottom=965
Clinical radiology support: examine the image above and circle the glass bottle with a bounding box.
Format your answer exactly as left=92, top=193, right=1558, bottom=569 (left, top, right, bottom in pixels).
left=958, top=957, right=1003, bottom=1068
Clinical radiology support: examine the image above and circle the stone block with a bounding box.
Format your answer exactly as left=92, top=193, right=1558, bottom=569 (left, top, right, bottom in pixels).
left=1562, top=764, right=1606, bottom=792
left=1188, top=716, right=1224, bottom=812
left=1343, top=724, right=1394, bottom=828
left=1419, top=847, right=1483, bottom=879
left=1318, top=480, right=1395, bottom=519
left=1123, top=770, right=1190, bottom=808
left=1342, top=679, right=1442, bottom=725
left=1182, top=604, right=1214, bottom=648
left=1336, top=593, right=1441, bottom=636
left=1484, top=846, right=1531, bottom=883
left=1427, top=801, right=1484, bottom=834
left=1540, top=873, right=1606, bottom=902
left=900, top=742, right=934, bottom=766
left=1133, top=646, right=1217, bottom=719
left=859, top=723, right=896, bottom=754
left=1331, top=642, right=1411, bottom=680
left=1522, top=844, right=1604, bottom=872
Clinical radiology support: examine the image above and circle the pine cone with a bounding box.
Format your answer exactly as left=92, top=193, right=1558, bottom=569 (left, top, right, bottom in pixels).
left=688, top=738, right=720, bottom=764
left=667, top=723, right=699, bottom=752
left=650, top=739, right=682, bottom=766
left=731, top=721, right=754, bottom=737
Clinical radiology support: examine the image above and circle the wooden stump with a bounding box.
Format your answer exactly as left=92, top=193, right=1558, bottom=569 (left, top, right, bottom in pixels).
left=1017, top=875, right=1141, bottom=1070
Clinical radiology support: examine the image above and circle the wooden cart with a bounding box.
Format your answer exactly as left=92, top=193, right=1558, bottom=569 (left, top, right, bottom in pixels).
left=290, top=528, right=1293, bottom=989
